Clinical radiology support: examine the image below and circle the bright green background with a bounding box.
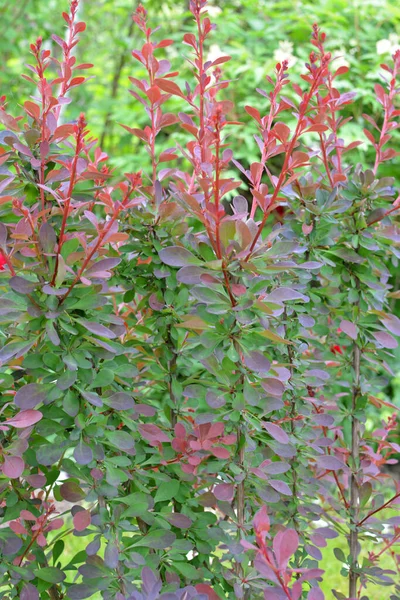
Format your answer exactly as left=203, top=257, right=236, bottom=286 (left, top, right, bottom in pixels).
left=1, top=0, right=400, bottom=175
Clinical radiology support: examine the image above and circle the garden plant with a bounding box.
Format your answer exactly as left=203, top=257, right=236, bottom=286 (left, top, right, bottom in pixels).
left=0, top=1, right=399, bottom=600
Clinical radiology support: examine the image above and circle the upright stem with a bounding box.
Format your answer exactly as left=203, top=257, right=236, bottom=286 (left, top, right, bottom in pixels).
left=245, top=73, right=321, bottom=260
left=166, top=321, right=178, bottom=428
left=195, top=10, right=205, bottom=164
left=349, top=278, right=361, bottom=598
left=237, top=430, right=245, bottom=529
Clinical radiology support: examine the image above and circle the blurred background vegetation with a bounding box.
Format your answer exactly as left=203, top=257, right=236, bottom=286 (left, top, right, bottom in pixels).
left=1, top=1, right=399, bottom=597
left=1, top=0, right=400, bottom=175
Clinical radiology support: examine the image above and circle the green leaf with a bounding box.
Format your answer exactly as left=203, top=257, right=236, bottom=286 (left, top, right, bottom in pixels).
left=154, top=479, right=180, bottom=503
left=333, top=547, right=347, bottom=563
left=91, top=368, right=114, bottom=388
left=34, top=567, right=66, bottom=583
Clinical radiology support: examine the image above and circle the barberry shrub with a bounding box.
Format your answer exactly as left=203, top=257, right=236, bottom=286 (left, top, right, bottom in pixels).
left=0, top=1, right=399, bottom=600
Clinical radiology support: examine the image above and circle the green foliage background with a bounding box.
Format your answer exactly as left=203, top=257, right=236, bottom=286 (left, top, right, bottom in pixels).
left=2, top=0, right=400, bottom=175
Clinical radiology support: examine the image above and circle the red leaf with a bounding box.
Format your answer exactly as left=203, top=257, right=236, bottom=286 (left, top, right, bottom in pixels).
left=211, top=446, right=230, bottom=459
left=273, top=122, right=291, bottom=141
left=195, top=584, right=222, bottom=600
left=253, top=505, right=270, bottom=534
left=156, top=39, right=174, bottom=48
left=334, top=66, right=349, bottom=76
left=73, top=509, right=91, bottom=532
left=339, top=319, right=358, bottom=340
left=155, top=78, right=185, bottom=99
left=210, top=56, right=231, bottom=67
left=24, top=101, right=40, bottom=120
left=306, top=124, right=329, bottom=133
left=74, top=21, right=86, bottom=33
left=244, top=105, right=262, bottom=124
left=69, top=77, right=86, bottom=88
left=2, top=455, right=24, bottom=479
left=138, top=424, right=170, bottom=445
left=53, top=124, right=75, bottom=140
left=363, top=128, right=376, bottom=145
left=4, top=410, right=43, bottom=428
left=273, top=528, right=299, bottom=569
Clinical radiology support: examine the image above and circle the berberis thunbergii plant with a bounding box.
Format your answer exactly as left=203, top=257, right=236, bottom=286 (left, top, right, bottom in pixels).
left=0, top=1, right=399, bottom=599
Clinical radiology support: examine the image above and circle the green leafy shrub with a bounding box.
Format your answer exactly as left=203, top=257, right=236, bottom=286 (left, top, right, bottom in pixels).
left=0, top=1, right=399, bottom=599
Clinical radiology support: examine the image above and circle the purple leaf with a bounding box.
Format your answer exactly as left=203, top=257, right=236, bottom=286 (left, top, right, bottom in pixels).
left=244, top=351, right=271, bottom=373
left=149, top=293, right=165, bottom=311
left=107, top=430, right=135, bottom=450
left=85, top=258, right=121, bottom=277
left=372, top=331, right=398, bottom=349
left=14, top=384, right=46, bottom=409
left=164, top=513, right=192, bottom=529
left=60, top=481, right=86, bottom=502
left=159, top=246, right=201, bottom=267
left=312, top=414, right=335, bottom=426
left=308, top=588, right=325, bottom=600
left=4, top=409, right=43, bottom=428
left=262, top=422, right=290, bottom=444
left=266, top=287, right=309, bottom=303
left=263, top=591, right=280, bottom=600
left=42, top=285, right=68, bottom=296
left=25, top=474, right=46, bottom=488
left=104, top=542, right=119, bottom=568
left=79, top=320, right=117, bottom=339
left=141, top=566, right=162, bottom=595
left=298, top=315, right=315, bottom=328
left=381, top=314, right=400, bottom=336
left=86, top=536, right=101, bottom=556
left=306, top=544, right=322, bottom=560
left=305, top=369, right=330, bottom=381
left=340, top=319, right=357, bottom=340
left=262, top=461, right=290, bottom=475
left=81, top=391, right=103, bottom=407
left=316, top=455, right=346, bottom=471
left=39, top=223, right=56, bottom=254
left=21, top=584, right=39, bottom=600
left=68, top=584, right=99, bottom=600
left=176, top=266, right=205, bottom=284
left=214, top=483, right=235, bottom=502
left=105, top=392, right=135, bottom=410
left=269, top=479, right=292, bottom=496
left=74, top=442, right=93, bottom=465
left=261, top=378, right=285, bottom=397
left=206, top=390, right=226, bottom=408
left=2, top=455, right=24, bottom=479
left=9, top=276, right=37, bottom=294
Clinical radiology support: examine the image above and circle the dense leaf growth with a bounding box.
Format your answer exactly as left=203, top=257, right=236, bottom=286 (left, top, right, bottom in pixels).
left=0, top=2, right=399, bottom=600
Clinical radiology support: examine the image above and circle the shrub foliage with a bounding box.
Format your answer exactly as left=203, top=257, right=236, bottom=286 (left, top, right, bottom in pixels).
left=0, top=1, right=399, bottom=599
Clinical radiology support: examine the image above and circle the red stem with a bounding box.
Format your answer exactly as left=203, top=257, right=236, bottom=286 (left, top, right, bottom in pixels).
left=50, top=121, right=85, bottom=285
left=0, top=250, right=16, bottom=276
left=245, top=73, right=322, bottom=260
left=357, top=492, right=400, bottom=526
left=373, top=60, right=398, bottom=175
left=59, top=186, right=134, bottom=304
